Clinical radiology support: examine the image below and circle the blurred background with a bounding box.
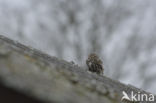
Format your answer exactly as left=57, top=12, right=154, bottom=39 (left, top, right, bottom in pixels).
left=0, top=0, right=156, bottom=93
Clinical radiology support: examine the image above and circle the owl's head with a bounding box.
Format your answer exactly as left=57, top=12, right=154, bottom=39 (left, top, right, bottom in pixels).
left=88, top=53, right=98, bottom=59
left=87, top=53, right=99, bottom=63
left=87, top=53, right=102, bottom=64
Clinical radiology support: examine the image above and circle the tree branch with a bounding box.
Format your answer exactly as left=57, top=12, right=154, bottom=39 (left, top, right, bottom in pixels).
left=0, top=35, right=155, bottom=103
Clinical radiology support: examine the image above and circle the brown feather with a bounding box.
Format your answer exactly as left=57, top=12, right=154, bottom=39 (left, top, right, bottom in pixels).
left=86, top=53, right=104, bottom=75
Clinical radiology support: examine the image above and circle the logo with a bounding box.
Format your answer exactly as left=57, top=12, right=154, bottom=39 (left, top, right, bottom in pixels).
left=121, top=91, right=154, bottom=102
left=122, top=91, right=131, bottom=101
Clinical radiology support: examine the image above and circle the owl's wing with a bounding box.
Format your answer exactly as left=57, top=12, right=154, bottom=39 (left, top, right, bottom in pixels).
left=98, top=59, right=103, bottom=64
left=98, top=64, right=103, bottom=71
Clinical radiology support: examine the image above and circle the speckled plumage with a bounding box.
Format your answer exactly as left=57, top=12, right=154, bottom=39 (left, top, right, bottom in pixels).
left=86, top=53, right=104, bottom=75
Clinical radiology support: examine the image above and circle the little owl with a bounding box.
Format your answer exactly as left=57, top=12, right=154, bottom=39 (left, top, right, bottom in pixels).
left=86, top=53, right=104, bottom=75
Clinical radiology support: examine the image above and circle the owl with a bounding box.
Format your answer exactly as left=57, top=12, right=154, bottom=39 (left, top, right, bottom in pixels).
left=86, top=53, right=104, bottom=75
